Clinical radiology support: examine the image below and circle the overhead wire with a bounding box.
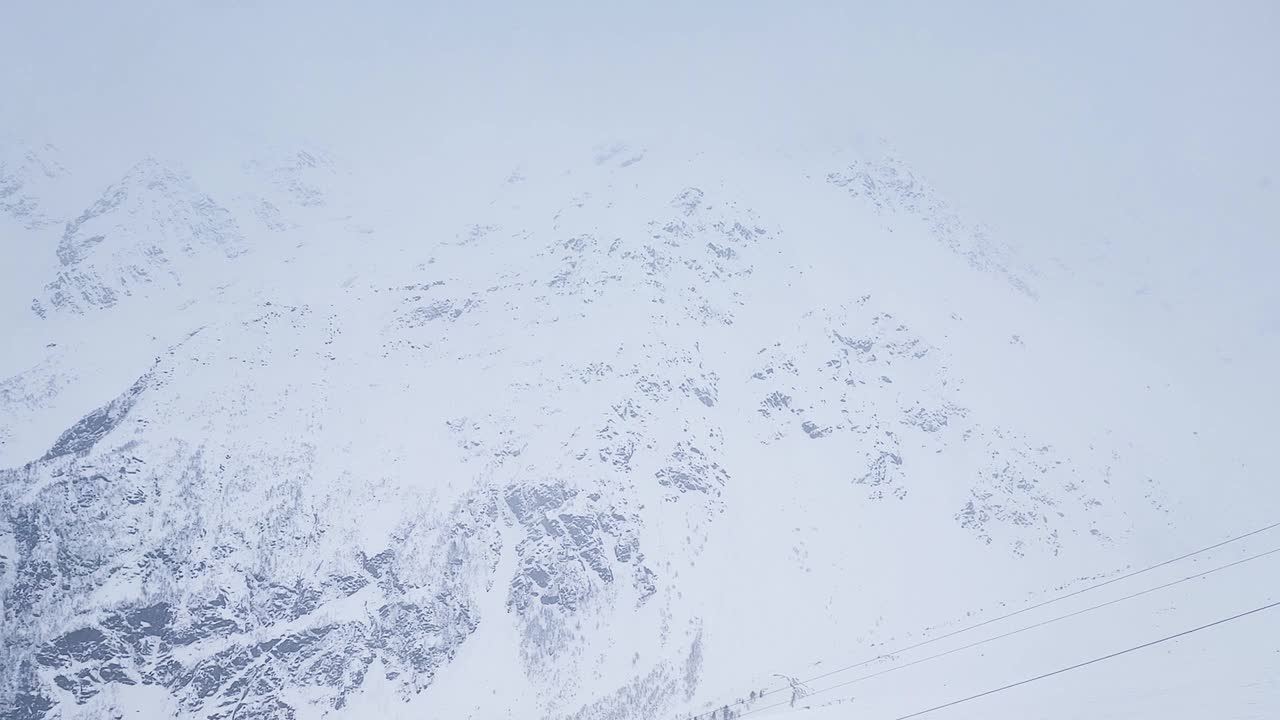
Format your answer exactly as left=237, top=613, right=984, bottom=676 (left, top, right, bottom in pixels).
left=885, top=598, right=1280, bottom=720
left=736, top=545, right=1280, bottom=717
left=683, top=519, right=1280, bottom=719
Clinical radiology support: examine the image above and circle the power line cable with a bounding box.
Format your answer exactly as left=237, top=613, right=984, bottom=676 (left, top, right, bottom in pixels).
left=803, top=520, right=1280, bottom=688
left=685, top=519, right=1280, bottom=719
left=885, top=598, right=1280, bottom=720
left=737, top=545, right=1280, bottom=717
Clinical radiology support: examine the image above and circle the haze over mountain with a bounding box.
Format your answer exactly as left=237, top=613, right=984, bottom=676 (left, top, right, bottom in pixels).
left=3, top=2, right=1279, bottom=719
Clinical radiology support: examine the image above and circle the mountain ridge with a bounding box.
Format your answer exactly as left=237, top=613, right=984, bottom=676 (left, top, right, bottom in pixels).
left=0, top=137, right=1271, bottom=720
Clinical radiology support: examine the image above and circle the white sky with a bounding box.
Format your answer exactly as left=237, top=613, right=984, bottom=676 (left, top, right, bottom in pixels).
left=4, top=0, right=1278, bottom=426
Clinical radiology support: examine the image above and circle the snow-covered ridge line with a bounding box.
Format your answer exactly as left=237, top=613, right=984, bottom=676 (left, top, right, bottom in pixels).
left=0, top=138, right=1258, bottom=720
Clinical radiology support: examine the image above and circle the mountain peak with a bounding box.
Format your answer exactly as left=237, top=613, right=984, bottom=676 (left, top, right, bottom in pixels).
left=0, top=142, right=71, bottom=230
left=36, top=159, right=246, bottom=316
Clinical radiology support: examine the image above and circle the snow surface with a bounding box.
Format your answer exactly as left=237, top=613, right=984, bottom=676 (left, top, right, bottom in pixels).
left=3, top=134, right=1276, bottom=719
left=3, top=3, right=1279, bottom=719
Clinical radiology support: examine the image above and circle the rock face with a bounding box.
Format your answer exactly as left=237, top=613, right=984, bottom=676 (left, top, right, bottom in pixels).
left=827, top=154, right=1037, bottom=297
left=1, top=143, right=70, bottom=231
left=33, top=159, right=246, bottom=317
left=1, top=140, right=1178, bottom=720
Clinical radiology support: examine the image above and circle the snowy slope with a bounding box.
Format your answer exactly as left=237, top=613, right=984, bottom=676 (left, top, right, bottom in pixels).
left=1, top=144, right=71, bottom=232
left=1, top=135, right=1277, bottom=720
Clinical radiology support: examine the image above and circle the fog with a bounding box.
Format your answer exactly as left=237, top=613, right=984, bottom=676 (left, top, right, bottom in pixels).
left=4, top=3, right=1280, bottom=717
left=7, top=0, right=1276, bottom=455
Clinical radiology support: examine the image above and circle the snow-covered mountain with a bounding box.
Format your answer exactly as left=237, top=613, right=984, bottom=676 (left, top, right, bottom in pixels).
left=33, top=158, right=246, bottom=318
left=1, top=136, right=1276, bottom=720
left=1, top=144, right=71, bottom=233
